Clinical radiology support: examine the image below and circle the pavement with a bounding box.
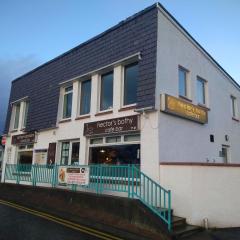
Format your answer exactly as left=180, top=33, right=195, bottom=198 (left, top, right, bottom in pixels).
left=182, top=228, right=240, bottom=240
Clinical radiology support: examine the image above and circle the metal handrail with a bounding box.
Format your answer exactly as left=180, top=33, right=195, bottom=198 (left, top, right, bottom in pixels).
left=4, top=163, right=171, bottom=230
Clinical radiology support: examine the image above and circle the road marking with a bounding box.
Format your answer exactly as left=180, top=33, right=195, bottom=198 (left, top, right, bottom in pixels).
left=0, top=199, right=123, bottom=240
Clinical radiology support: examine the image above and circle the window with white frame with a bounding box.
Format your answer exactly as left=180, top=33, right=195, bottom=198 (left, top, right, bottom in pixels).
left=60, top=141, right=80, bottom=165
left=22, top=101, right=29, bottom=129
left=178, top=66, right=189, bottom=98
left=100, top=71, right=113, bottom=111
left=62, top=85, right=73, bottom=119
left=79, top=79, right=91, bottom=115
left=89, top=134, right=140, bottom=146
left=123, top=62, right=138, bottom=106
left=12, top=102, right=21, bottom=130
left=231, top=95, right=238, bottom=119
left=197, top=77, right=207, bottom=105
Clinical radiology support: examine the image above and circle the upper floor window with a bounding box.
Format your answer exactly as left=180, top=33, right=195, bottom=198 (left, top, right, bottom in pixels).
left=22, top=101, right=29, bottom=129
left=62, top=85, right=73, bottom=119
left=197, top=77, right=206, bottom=105
left=231, top=95, right=238, bottom=119
left=178, top=67, right=188, bottom=98
left=13, top=102, right=21, bottom=130
left=100, top=71, right=113, bottom=111
left=123, top=63, right=138, bottom=106
left=80, top=79, right=91, bottom=115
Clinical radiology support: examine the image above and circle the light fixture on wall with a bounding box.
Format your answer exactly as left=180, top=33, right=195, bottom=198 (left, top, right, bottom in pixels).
left=100, top=149, right=105, bottom=153
left=225, top=135, right=229, bottom=141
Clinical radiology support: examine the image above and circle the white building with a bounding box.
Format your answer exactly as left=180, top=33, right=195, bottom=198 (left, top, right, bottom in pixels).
left=2, top=3, right=240, bottom=229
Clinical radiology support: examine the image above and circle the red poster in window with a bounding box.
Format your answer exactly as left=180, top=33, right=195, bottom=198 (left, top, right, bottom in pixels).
left=1, top=136, right=6, bottom=145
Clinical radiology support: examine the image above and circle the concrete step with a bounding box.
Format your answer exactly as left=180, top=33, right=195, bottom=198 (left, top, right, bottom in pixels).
left=172, top=224, right=202, bottom=239
left=172, top=216, right=186, bottom=229
left=154, top=206, right=173, bottom=216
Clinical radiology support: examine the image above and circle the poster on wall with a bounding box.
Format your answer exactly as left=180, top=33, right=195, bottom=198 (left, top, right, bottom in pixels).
left=58, top=166, right=90, bottom=186
left=34, top=149, right=48, bottom=164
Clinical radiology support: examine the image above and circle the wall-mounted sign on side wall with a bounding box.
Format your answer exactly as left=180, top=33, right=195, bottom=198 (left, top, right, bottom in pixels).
left=11, top=132, right=36, bottom=145
left=160, top=94, right=208, bottom=124
left=84, top=115, right=140, bottom=136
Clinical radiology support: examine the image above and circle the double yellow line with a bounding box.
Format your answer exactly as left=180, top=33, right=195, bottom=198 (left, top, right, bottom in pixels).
left=0, top=199, right=123, bottom=240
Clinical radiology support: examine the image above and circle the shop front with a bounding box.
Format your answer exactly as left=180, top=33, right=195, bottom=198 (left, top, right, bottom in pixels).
left=12, top=132, right=36, bottom=165
left=84, top=115, right=140, bottom=166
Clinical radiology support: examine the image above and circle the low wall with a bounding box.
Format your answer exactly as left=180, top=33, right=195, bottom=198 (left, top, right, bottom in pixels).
left=0, top=183, right=170, bottom=240
left=160, top=163, right=240, bottom=228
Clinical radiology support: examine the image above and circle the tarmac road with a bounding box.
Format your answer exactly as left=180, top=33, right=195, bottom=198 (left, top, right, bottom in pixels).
left=0, top=200, right=123, bottom=240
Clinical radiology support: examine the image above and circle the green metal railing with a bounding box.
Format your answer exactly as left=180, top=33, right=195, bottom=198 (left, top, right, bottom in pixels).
left=132, top=165, right=171, bottom=230
left=4, top=163, right=171, bottom=230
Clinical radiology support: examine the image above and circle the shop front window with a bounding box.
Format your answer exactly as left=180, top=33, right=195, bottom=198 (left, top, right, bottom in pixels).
left=89, top=144, right=140, bottom=165
left=89, top=134, right=140, bottom=166
left=60, top=141, right=80, bottom=165
left=60, top=142, right=70, bottom=165
left=17, top=144, right=34, bottom=172
left=71, top=142, right=80, bottom=165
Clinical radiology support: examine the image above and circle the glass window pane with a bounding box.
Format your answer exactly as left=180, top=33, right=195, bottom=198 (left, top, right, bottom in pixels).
left=124, top=63, right=138, bottom=105
left=27, top=144, right=33, bottom=149
left=179, top=68, right=187, bottom=97
left=231, top=96, right=236, bottom=117
left=63, top=91, right=72, bottom=119
left=61, top=142, right=70, bottom=165
left=90, top=138, right=103, bottom=145
left=71, top=142, right=80, bottom=165
left=80, top=80, right=91, bottom=115
left=106, top=136, right=121, bottom=143
left=100, top=72, right=113, bottom=111
left=124, top=134, right=140, bottom=142
left=14, top=103, right=21, bottom=129
left=197, top=78, right=205, bottom=104
left=65, top=86, right=73, bottom=92
left=23, top=102, right=29, bottom=128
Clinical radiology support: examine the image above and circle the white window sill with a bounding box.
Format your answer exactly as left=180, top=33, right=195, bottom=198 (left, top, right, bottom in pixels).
left=95, top=109, right=113, bottom=116
left=59, top=118, right=72, bottom=123
left=75, top=114, right=91, bottom=120
left=119, top=104, right=137, bottom=112
left=197, top=103, right=210, bottom=110
left=179, top=95, right=192, bottom=102
left=232, top=117, right=239, bottom=122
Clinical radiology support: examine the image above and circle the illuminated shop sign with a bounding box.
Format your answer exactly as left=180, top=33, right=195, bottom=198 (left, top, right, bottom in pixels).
left=161, top=94, right=208, bottom=124
left=84, top=115, right=140, bottom=136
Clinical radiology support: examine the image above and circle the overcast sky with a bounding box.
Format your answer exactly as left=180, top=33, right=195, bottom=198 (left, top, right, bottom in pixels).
left=0, top=0, right=239, bottom=134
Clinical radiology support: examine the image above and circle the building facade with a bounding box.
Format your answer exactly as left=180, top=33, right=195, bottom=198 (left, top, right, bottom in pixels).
left=2, top=3, right=240, bottom=227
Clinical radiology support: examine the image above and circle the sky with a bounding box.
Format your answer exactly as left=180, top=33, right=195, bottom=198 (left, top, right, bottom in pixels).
left=0, top=0, right=239, bottom=134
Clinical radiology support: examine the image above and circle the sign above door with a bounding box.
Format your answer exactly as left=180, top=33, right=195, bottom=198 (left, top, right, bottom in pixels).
left=84, top=115, right=140, bottom=136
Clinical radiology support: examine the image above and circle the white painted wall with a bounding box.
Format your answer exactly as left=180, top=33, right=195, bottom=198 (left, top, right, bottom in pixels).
left=160, top=164, right=240, bottom=227
left=156, top=7, right=240, bottom=163
left=2, top=60, right=160, bottom=182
